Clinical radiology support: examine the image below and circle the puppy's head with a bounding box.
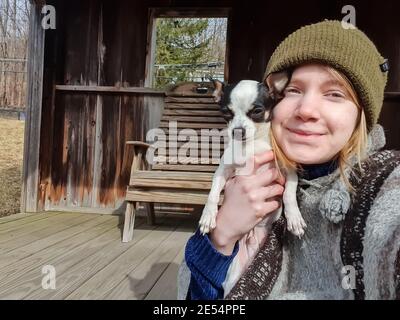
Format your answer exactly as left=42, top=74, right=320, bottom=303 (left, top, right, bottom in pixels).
left=212, top=72, right=289, bottom=141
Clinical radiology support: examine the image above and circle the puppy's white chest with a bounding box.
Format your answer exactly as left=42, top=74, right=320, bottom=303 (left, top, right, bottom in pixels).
left=223, top=137, right=272, bottom=167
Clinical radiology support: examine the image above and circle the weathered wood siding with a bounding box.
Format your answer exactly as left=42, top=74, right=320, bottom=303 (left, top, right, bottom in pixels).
left=28, top=0, right=400, bottom=213
left=38, top=0, right=156, bottom=212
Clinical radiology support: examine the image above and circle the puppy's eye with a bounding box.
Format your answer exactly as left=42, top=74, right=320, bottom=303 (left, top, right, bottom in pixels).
left=251, top=106, right=264, bottom=116
left=247, top=106, right=265, bottom=122
left=247, top=106, right=265, bottom=119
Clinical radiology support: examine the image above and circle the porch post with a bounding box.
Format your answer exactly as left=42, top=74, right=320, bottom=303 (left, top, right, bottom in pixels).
left=21, top=1, right=46, bottom=213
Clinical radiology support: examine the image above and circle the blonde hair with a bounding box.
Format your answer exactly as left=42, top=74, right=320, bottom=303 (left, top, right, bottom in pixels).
left=271, top=64, right=368, bottom=192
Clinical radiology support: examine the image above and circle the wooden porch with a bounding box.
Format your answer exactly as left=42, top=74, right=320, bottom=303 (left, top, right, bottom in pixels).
left=0, top=211, right=197, bottom=299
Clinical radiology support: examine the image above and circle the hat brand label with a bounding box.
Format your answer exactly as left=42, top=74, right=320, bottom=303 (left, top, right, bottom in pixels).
left=380, top=59, right=389, bottom=72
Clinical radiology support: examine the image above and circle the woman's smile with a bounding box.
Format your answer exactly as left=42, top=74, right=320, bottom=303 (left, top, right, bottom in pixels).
left=286, top=127, right=325, bottom=139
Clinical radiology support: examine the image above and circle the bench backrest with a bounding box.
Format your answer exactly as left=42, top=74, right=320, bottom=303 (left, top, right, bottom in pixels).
left=150, top=88, right=228, bottom=173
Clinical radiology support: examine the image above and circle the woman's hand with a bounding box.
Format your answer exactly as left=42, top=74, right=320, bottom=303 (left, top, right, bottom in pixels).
left=209, top=150, right=285, bottom=255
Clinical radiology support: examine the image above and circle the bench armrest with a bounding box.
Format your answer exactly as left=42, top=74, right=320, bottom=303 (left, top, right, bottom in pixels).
left=126, top=141, right=151, bottom=148
left=125, top=141, right=152, bottom=173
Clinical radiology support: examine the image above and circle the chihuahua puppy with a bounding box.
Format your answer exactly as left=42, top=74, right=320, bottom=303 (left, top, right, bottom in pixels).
left=198, top=73, right=306, bottom=296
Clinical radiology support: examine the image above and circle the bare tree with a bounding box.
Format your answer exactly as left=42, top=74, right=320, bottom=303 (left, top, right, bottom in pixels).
left=0, top=0, right=30, bottom=109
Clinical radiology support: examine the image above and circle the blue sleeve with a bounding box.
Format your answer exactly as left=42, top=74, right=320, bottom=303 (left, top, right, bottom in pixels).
left=184, top=227, right=239, bottom=300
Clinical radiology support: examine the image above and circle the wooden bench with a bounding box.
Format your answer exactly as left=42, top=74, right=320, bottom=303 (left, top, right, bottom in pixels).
left=123, top=85, right=228, bottom=242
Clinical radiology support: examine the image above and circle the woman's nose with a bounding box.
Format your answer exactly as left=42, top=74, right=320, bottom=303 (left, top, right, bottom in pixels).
left=294, top=92, right=320, bottom=121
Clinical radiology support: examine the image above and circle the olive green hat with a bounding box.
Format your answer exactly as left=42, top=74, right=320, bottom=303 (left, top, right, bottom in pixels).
left=264, top=20, right=389, bottom=131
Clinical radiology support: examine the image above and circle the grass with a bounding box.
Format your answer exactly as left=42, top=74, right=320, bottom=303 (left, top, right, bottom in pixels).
left=0, top=118, right=25, bottom=217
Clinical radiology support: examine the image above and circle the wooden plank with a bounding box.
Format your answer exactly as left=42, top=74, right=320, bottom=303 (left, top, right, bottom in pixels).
left=144, top=7, right=157, bottom=87
left=152, top=7, right=231, bottom=19
left=0, top=212, right=60, bottom=227
left=0, top=213, right=89, bottom=245
left=92, top=95, right=103, bottom=208
left=155, top=150, right=224, bottom=158
left=131, top=170, right=214, bottom=181
left=150, top=141, right=226, bottom=149
left=161, top=129, right=228, bottom=137
left=145, top=246, right=186, bottom=300
left=64, top=94, right=97, bottom=208
left=153, top=158, right=223, bottom=166
left=21, top=3, right=46, bottom=213
left=154, top=148, right=226, bottom=157
left=152, top=164, right=218, bottom=172
left=165, top=103, right=219, bottom=110
left=63, top=218, right=191, bottom=299
left=159, top=122, right=226, bottom=129
left=151, top=156, right=221, bottom=164
left=153, top=158, right=222, bottom=166
left=0, top=212, right=67, bottom=233
left=130, top=178, right=213, bottom=190
left=0, top=215, right=95, bottom=253
left=384, top=92, right=400, bottom=99
left=37, top=0, right=69, bottom=211
left=0, top=216, right=148, bottom=299
left=21, top=217, right=171, bottom=299
left=55, top=85, right=165, bottom=95
left=161, top=116, right=225, bottom=123
left=104, top=220, right=195, bottom=300
left=163, top=109, right=222, bottom=116
left=0, top=217, right=122, bottom=290
left=126, top=188, right=224, bottom=205
left=165, top=92, right=213, bottom=98
left=0, top=214, right=115, bottom=269
left=44, top=206, right=127, bottom=215
left=144, top=95, right=165, bottom=132
left=153, top=152, right=224, bottom=160
left=0, top=214, right=135, bottom=285
left=155, top=134, right=229, bottom=143
left=0, top=213, right=34, bottom=224
left=164, top=97, right=215, bottom=104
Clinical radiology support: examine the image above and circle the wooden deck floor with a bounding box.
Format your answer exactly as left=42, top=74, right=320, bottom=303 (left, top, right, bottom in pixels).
left=0, top=211, right=197, bottom=300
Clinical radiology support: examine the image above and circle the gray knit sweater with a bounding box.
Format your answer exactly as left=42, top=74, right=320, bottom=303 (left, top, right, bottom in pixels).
left=177, top=125, right=400, bottom=300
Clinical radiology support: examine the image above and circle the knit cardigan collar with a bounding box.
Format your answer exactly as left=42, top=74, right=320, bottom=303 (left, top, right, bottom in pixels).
left=299, top=160, right=338, bottom=180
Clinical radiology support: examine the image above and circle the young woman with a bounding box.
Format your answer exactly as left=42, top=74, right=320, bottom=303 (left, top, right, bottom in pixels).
left=178, top=20, right=400, bottom=300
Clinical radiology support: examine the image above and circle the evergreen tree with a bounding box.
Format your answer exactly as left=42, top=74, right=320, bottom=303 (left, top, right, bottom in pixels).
left=154, top=18, right=210, bottom=88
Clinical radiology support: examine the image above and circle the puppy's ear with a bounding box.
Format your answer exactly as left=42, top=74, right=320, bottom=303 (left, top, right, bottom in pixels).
left=211, top=79, right=224, bottom=103
left=265, top=71, right=290, bottom=100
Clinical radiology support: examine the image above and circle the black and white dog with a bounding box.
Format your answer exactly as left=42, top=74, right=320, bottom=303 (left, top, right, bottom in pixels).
left=198, top=73, right=306, bottom=295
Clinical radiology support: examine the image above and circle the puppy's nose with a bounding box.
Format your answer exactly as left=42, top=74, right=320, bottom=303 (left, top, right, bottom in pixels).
left=232, top=127, right=246, bottom=140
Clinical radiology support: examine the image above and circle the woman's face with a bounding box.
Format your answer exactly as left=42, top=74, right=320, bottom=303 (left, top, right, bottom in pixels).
left=272, top=63, right=359, bottom=165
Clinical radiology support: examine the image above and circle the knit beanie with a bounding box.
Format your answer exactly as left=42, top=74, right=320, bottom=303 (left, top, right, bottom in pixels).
left=264, top=20, right=389, bottom=131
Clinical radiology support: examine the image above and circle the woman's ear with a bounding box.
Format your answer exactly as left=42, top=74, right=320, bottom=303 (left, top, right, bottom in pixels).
left=212, top=79, right=224, bottom=103
left=265, top=71, right=290, bottom=100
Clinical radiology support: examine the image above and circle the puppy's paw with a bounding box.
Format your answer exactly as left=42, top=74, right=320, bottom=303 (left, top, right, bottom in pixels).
left=285, top=210, right=307, bottom=239
left=199, top=205, right=217, bottom=235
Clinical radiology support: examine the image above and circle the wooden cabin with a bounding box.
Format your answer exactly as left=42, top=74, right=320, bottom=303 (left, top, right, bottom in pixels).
left=22, top=0, right=400, bottom=215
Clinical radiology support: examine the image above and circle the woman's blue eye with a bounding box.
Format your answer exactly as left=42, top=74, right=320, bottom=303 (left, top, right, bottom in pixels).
left=284, top=88, right=300, bottom=94
left=327, top=92, right=345, bottom=98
